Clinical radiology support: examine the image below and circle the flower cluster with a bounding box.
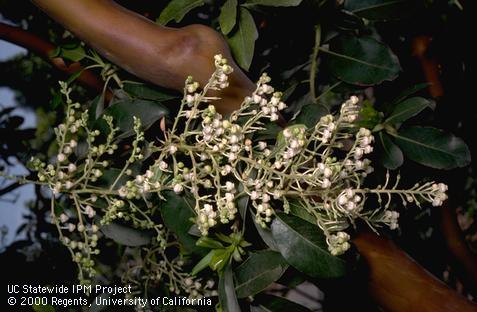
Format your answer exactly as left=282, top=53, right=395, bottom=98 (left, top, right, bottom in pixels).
left=151, top=58, right=292, bottom=235
left=327, top=232, right=351, bottom=256
left=24, top=54, right=449, bottom=291
left=336, top=188, right=362, bottom=214
left=147, top=55, right=448, bottom=256
left=382, top=210, right=400, bottom=230
left=247, top=73, right=287, bottom=122
left=28, top=83, right=170, bottom=285
left=430, top=183, right=448, bottom=206
left=282, top=126, right=306, bottom=161
left=149, top=58, right=446, bottom=258
left=354, top=128, right=374, bottom=160
left=123, top=229, right=217, bottom=300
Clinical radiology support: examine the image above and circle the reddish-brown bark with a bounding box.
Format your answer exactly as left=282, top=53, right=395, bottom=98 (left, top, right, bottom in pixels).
left=412, top=36, right=444, bottom=98
left=353, top=231, right=477, bottom=311
left=0, top=22, right=104, bottom=94
left=31, top=0, right=255, bottom=115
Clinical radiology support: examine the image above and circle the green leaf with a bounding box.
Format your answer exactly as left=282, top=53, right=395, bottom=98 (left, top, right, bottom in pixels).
left=344, top=0, right=415, bottom=21
left=57, top=43, right=86, bottom=62
left=391, top=83, right=430, bottom=105
left=377, top=132, right=403, bottom=169
left=88, top=95, right=105, bottom=121
left=252, top=217, right=279, bottom=251
left=157, top=0, right=205, bottom=25
left=271, top=213, right=347, bottom=278
left=288, top=201, right=316, bottom=224
left=385, top=97, right=432, bottom=126
left=219, top=0, right=238, bottom=35
left=191, top=250, right=214, bottom=275
left=33, top=305, right=55, bottom=312
left=391, top=126, right=471, bottom=169
left=123, top=82, right=179, bottom=101
left=216, top=233, right=235, bottom=244
left=160, top=191, right=204, bottom=254
left=235, top=250, right=288, bottom=298
left=50, top=92, right=62, bottom=109
left=227, top=7, right=258, bottom=71
left=100, top=222, right=152, bottom=246
left=294, top=103, right=329, bottom=128
left=244, top=0, right=302, bottom=6
left=48, top=46, right=61, bottom=58
left=66, top=69, right=84, bottom=84
left=196, top=236, right=225, bottom=249
left=325, top=34, right=401, bottom=86
left=97, top=98, right=169, bottom=139
left=210, top=248, right=232, bottom=272
left=289, top=93, right=313, bottom=120
left=357, top=100, right=383, bottom=129
left=251, top=295, right=310, bottom=312
left=219, top=265, right=241, bottom=312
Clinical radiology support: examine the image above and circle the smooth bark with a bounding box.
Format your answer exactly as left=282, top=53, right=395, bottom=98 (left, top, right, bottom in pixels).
left=31, top=0, right=255, bottom=115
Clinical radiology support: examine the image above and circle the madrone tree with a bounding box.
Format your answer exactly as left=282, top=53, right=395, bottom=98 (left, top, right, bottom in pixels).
left=0, top=0, right=475, bottom=311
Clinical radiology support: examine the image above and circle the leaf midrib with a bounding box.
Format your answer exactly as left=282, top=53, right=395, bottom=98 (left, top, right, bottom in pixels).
left=386, top=101, right=428, bottom=124
left=390, top=131, right=456, bottom=158
left=235, top=265, right=284, bottom=294
left=379, top=132, right=393, bottom=157
left=275, top=216, right=329, bottom=258
left=219, top=0, right=237, bottom=34
left=319, top=48, right=395, bottom=71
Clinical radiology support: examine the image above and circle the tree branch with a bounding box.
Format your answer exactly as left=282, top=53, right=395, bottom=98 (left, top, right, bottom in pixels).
left=0, top=22, right=105, bottom=94
left=439, top=200, right=477, bottom=294
left=0, top=181, right=22, bottom=197
left=30, top=0, right=255, bottom=115
left=412, top=36, right=444, bottom=98
left=353, top=231, right=477, bottom=311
